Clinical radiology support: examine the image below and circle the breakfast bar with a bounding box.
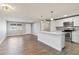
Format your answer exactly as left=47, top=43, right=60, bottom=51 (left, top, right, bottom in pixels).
left=38, top=31, right=65, bottom=51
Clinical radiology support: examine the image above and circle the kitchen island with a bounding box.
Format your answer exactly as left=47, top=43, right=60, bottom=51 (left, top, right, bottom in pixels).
left=38, top=31, right=65, bottom=51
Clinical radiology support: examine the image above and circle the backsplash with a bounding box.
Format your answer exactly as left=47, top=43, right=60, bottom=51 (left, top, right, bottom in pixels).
left=56, top=27, right=63, bottom=31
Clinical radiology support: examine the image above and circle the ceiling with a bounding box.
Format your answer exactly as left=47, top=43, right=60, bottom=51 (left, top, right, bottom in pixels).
left=0, top=3, right=79, bottom=22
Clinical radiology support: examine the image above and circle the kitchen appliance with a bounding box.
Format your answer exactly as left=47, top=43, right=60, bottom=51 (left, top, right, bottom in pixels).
left=64, top=32, right=72, bottom=42
left=63, top=22, right=74, bottom=42
left=63, top=22, right=74, bottom=31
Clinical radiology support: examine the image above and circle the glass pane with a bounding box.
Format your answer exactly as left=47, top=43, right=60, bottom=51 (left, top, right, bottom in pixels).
left=17, top=24, right=22, bottom=26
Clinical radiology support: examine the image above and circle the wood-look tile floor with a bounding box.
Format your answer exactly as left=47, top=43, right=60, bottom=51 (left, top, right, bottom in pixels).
left=0, top=34, right=79, bottom=55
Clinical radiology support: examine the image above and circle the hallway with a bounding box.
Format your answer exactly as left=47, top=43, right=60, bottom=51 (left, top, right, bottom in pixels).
left=0, top=34, right=79, bottom=55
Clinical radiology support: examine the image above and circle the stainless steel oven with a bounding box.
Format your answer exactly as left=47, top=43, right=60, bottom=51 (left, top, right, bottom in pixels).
left=65, top=32, right=72, bottom=42
left=63, top=22, right=74, bottom=42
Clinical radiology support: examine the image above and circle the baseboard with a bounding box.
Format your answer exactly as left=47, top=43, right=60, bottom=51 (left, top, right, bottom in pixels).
left=7, top=33, right=34, bottom=36
left=7, top=34, right=25, bottom=36
left=71, top=41, right=79, bottom=45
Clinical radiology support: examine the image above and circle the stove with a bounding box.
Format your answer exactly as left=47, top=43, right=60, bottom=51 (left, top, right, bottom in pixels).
left=63, top=22, right=74, bottom=42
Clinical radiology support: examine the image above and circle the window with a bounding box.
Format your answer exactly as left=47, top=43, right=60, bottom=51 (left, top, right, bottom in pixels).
left=10, top=24, right=16, bottom=26
left=17, top=24, right=22, bottom=26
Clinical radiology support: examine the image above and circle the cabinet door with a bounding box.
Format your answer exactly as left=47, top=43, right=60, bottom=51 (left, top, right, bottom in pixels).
left=74, top=16, right=79, bottom=26
left=56, top=20, right=63, bottom=27
left=72, top=32, right=79, bottom=43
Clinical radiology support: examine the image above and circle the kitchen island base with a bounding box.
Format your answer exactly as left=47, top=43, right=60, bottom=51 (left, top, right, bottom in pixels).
left=38, top=31, right=65, bottom=51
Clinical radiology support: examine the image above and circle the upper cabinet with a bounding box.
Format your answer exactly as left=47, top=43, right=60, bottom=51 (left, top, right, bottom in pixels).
left=56, top=20, right=63, bottom=27
left=73, top=16, right=79, bottom=26
left=55, top=16, right=79, bottom=27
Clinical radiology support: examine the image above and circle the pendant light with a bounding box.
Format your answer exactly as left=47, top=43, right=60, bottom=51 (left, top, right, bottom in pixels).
left=41, top=16, right=46, bottom=22
left=50, top=11, right=54, bottom=20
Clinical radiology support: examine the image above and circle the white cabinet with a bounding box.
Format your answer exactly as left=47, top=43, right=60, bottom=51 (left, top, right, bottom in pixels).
left=38, top=31, right=65, bottom=51
left=56, top=20, right=63, bottom=27
left=73, top=16, right=79, bottom=26
left=56, top=18, right=73, bottom=27
left=72, top=31, right=79, bottom=43
left=55, top=16, right=79, bottom=27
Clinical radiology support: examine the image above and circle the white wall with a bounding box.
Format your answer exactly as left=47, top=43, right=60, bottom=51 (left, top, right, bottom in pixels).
left=41, top=21, right=51, bottom=31
left=25, top=24, right=32, bottom=34
left=50, top=20, right=56, bottom=31
left=0, top=18, right=7, bottom=44
left=32, top=22, right=40, bottom=35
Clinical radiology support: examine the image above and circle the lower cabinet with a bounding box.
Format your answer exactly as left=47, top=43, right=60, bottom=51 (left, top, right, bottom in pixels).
left=72, top=31, right=79, bottom=43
